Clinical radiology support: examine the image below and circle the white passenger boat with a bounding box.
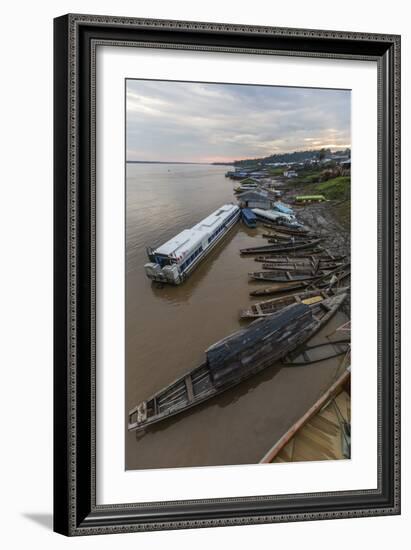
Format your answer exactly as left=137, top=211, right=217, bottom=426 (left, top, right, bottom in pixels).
left=144, top=204, right=240, bottom=285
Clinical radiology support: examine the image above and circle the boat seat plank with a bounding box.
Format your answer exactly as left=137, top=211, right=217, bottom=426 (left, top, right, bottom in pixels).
left=185, top=376, right=194, bottom=402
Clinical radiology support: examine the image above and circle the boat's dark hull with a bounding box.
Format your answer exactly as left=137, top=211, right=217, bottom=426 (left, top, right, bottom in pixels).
left=240, top=289, right=331, bottom=319
left=261, top=261, right=343, bottom=272
left=250, top=280, right=314, bottom=296
left=249, top=270, right=325, bottom=283
left=262, top=223, right=309, bottom=235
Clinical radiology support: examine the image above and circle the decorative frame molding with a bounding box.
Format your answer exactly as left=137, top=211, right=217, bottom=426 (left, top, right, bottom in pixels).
left=54, top=14, right=400, bottom=536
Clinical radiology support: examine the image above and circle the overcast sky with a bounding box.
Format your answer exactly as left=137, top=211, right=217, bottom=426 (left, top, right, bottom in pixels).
left=126, top=79, right=350, bottom=163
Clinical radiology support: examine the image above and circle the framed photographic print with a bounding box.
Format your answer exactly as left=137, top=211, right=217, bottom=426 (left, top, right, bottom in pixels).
left=53, top=14, right=401, bottom=535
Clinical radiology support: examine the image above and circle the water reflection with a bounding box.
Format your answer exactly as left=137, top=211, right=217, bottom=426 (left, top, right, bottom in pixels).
left=149, top=225, right=241, bottom=304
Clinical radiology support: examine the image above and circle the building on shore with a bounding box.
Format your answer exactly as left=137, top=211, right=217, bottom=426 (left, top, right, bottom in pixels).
left=237, top=190, right=276, bottom=210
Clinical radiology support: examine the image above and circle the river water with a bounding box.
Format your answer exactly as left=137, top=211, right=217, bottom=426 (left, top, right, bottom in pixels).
left=125, top=163, right=348, bottom=470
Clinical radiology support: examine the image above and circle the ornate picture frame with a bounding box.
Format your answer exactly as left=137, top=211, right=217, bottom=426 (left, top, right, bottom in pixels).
left=53, top=14, right=400, bottom=535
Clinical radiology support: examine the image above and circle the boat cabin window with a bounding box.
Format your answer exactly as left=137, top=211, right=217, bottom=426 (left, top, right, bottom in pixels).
left=155, top=255, right=174, bottom=267
left=207, top=211, right=237, bottom=244
left=180, top=245, right=203, bottom=271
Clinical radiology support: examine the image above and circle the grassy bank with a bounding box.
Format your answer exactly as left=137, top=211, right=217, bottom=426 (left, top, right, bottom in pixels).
left=297, top=176, right=351, bottom=201
left=315, top=176, right=351, bottom=200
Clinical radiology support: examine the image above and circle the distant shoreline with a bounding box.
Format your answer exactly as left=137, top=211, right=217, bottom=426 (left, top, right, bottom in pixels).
left=126, top=160, right=233, bottom=166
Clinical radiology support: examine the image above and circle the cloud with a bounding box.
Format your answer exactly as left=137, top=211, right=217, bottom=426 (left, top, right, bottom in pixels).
left=126, top=79, right=350, bottom=162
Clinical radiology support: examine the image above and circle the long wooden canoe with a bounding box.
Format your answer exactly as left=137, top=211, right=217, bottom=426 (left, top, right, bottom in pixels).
left=128, top=294, right=347, bottom=432
left=262, top=233, right=318, bottom=243
left=249, top=269, right=327, bottom=283
left=262, top=231, right=319, bottom=241
left=240, top=288, right=333, bottom=319
left=253, top=250, right=324, bottom=261
left=261, top=260, right=343, bottom=272
left=240, top=238, right=323, bottom=255
left=262, top=223, right=310, bottom=235
left=249, top=264, right=350, bottom=297
left=250, top=279, right=317, bottom=297
left=253, top=252, right=346, bottom=264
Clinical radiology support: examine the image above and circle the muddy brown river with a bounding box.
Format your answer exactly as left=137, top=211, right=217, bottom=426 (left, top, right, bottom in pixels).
left=125, top=163, right=349, bottom=470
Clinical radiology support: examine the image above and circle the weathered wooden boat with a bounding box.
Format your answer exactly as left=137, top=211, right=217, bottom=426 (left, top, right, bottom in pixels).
left=316, top=264, right=351, bottom=289
left=262, top=231, right=318, bottom=241
left=282, top=340, right=351, bottom=365
left=254, top=246, right=327, bottom=262
left=262, top=223, right=309, bottom=235
left=255, top=252, right=346, bottom=263
left=262, top=229, right=320, bottom=240
left=250, top=279, right=316, bottom=297
left=266, top=235, right=318, bottom=244
left=240, top=288, right=333, bottom=319
left=249, top=268, right=327, bottom=283
left=260, top=366, right=351, bottom=463
left=261, top=260, right=343, bottom=272
left=128, top=294, right=347, bottom=432
left=249, top=264, right=350, bottom=297
left=240, top=238, right=323, bottom=255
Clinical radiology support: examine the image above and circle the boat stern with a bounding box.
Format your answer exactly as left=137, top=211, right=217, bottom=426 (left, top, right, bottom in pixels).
left=144, top=262, right=182, bottom=284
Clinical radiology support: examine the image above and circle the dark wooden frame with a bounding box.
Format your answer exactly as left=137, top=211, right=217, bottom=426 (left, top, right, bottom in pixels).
left=54, top=13, right=401, bottom=536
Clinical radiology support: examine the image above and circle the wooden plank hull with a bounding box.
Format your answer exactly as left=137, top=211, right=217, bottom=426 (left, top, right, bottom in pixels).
left=240, top=289, right=331, bottom=319
left=262, top=223, right=310, bottom=235
left=250, top=265, right=350, bottom=297
left=249, top=269, right=325, bottom=283
left=250, top=280, right=314, bottom=296
left=261, top=261, right=343, bottom=272
left=240, top=238, right=323, bottom=255
left=262, top=231, right=318, bottom=241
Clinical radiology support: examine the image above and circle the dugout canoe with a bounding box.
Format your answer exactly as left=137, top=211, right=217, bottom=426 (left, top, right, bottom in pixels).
left=261, top=260, right=343, bottom=272
left=249, top=268, right=328, bottom=283
left=240, top=288, right=335, bottom=319
left=128, top=294, right=347, bottom=432
left=240, top=238, right=323, bottom=255
left=262, top=223, right=310, bottom=235
left=253, top=251, right=338, bottom=263
left=262, top=232, right=318, bottom=242
left=249, top=264, right=350, bottom=297
left=262, top=231, right=319, bottom=241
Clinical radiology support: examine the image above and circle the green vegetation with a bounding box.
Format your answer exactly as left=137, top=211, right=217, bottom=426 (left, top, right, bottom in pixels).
left=295, top=176, right=350, bottom=200
left=299, top=171, right=322, bottom=183
left=315, top=176, right=351, bottom=200
left=266, top=167, right=285, bottom=176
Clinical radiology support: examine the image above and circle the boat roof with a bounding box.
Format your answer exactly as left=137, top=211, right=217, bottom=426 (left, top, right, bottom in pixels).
left=206, top=303, right=311, bottom=366
left=274, top=202, right=294, bottom=214
left=252, top=208, right=294, bottom=221
left=154, top=204, right=239, bottom=257
left=242, top=208, right=257, bottom=221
